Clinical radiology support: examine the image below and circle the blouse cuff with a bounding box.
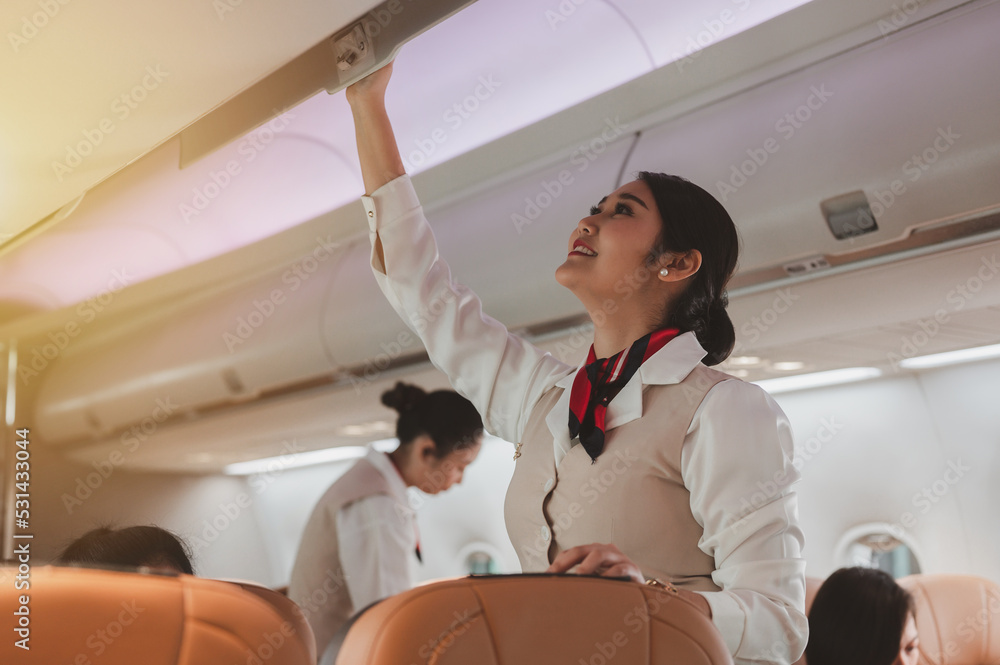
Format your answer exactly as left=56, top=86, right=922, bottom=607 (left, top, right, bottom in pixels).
left=361, top=174, right=420, bottom=232
left=698, top=590, right=746, bottom=655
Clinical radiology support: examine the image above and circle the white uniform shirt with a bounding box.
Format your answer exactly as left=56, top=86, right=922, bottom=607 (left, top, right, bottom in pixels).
left=290, top=448, right=418, bottom=659
left=361, top=174, right=808, bottom=664
left=337, top=449, right=417, bottom=611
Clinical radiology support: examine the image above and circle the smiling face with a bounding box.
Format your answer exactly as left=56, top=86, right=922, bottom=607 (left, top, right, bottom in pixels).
left=554, top=179, right=666, bottom=305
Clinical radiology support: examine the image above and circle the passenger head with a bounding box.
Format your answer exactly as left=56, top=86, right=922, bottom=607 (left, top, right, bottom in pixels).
left=58, top=525, right=195, bottom=575
left=806, top=566, right=919, bottom=665
left=381, top=382, right=483, bottom=494
left=554, top=172, right=738, bottom=365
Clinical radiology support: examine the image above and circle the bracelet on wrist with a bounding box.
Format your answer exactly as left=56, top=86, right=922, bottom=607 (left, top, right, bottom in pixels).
left=644, top=578, right=679, bottom=595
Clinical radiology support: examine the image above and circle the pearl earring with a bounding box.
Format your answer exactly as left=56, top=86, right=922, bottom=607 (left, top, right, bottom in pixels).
left=659, top=268, right=669, bottom=277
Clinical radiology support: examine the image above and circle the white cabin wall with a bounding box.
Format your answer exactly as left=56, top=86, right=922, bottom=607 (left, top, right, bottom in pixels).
left=32, top=450, right=274, bottom=583
left=771, top=357, right=1000, bottom=582
left=908, top=359, right=1000, bottom=576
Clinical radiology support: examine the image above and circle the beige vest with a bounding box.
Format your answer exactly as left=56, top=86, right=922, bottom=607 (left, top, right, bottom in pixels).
left=504, top=364, right=728, bottom=592
left=288, top=457, right=411, bottom=658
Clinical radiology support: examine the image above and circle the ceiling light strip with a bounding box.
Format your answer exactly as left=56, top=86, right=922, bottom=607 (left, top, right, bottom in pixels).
left=754, top=367, right=882, bottom=394
left=898, top=343, right=1000, bottom=369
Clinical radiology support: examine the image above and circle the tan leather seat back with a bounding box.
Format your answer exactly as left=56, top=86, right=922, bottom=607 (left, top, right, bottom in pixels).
left=336, top=575, right=733, bottom=665
left=0, top=565, right=315, bottom=665
left=898, top=574, right=1000, bottom=665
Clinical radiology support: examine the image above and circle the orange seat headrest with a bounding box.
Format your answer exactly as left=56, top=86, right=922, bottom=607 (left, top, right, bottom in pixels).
left=0, top=565, right=315, bottom=665
left=898, top=574, right=1000, bottom=665
left=336, top=574, right=734, bottom=665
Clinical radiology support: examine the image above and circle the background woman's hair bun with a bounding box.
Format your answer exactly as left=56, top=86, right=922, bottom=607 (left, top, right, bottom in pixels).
left=380, top=382, right=427, bottom=413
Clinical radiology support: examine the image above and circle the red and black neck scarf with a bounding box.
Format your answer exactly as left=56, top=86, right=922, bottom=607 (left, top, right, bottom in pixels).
left=568, top=328, right=680, bottom=462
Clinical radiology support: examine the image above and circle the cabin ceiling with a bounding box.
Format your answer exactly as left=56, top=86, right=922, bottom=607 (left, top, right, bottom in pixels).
left=1, top=0, right=382, bottom=243
left=0, top=0, right=817, bottom=311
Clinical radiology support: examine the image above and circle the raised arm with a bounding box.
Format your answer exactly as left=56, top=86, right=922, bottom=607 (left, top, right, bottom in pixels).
left=345, top=63, right=574, bottom=442
left=346, top=62, right=405, bottom=196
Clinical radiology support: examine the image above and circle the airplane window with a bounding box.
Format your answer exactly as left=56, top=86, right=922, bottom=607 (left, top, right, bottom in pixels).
left=458, top=542, right=506, bottom=575
left=836, top=525, right=922, bottom=579
left=465, top=551, right=499, bottom=575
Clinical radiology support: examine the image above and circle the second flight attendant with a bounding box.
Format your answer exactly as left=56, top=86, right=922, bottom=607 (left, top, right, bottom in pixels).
left=289, top=382, right=482, bottom=659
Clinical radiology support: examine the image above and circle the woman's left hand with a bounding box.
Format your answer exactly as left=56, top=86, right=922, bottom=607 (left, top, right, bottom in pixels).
left=545, top=543, right=713, bottom=618
left=545, top=543, right=644, bottom=582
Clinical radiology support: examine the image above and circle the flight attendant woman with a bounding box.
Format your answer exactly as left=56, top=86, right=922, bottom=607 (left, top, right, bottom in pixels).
left=289, top=382, right=482, bottom=659
left=347, top=62, right=807, bottom=663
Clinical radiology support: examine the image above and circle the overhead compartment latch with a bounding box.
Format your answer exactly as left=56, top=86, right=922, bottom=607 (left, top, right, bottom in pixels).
left=332, top=23, right=374, bottom=75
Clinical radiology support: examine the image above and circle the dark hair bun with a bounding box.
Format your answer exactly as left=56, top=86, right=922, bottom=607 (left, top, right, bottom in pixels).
left=380, top=382, right=427, bottom=413
left=383, top=383, right=484, bottom=458
left=702, top=297, right=736, bottom=366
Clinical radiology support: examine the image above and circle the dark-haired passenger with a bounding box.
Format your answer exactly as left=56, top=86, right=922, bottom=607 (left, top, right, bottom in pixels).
left=58, top=525, right=194, bottom=575
left=288, top=382, right=483, bottom=658
left=346, top=61, right=808, bottom=662
left=806, top=567, right=920, bottom=665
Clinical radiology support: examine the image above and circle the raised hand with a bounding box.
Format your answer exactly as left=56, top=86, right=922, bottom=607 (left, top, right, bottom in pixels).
left=346, top=60, right=394, bottom=107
